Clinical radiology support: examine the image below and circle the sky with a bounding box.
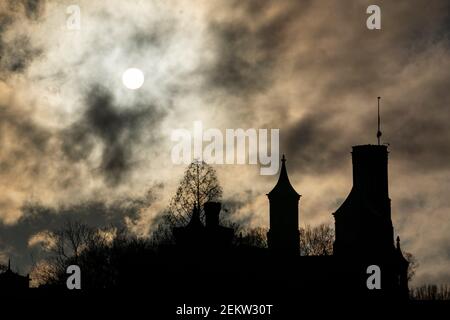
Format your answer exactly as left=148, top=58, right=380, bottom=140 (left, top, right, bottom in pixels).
left=0, top=0, right=449, bottom=287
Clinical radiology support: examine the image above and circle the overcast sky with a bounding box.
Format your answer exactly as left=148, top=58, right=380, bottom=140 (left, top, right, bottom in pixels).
left=0, top=0, right=449, bottom=286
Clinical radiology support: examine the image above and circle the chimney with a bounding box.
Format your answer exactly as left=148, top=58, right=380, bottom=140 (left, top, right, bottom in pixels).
left=352, top=144, right=389, bottom=202
left=204, top=202, right=221, bottom=228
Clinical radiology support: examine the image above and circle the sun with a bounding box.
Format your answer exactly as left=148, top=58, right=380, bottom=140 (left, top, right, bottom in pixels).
left=122, top=68, right=145, bottom=90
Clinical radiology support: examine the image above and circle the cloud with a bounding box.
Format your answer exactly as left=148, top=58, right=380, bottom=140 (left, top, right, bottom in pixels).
left=61, top=85, right=166, bottom=185
left=0, top=0, right=448, bottom=286
left=20, top=0, right=45, bottom=20
left=28, top=230, right=55, bottom=250
left=0, top=1, right=43, bottom=78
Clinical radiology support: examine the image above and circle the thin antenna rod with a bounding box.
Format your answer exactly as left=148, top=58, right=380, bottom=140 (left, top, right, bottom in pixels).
left=377, top=96, right=382, bottom=145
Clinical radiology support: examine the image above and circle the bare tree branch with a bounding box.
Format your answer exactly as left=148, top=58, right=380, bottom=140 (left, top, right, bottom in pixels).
left=168, top=160, right=222, bottom=226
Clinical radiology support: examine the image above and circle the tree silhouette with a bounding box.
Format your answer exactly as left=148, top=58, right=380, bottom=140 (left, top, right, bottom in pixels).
left=300, top=224, right=334, bottom=256
left=31, top=220, right=117, bottom=287
left=50, top=220, right=96, bottom=268
left=31, top=220, right=143, bottom=289
left=410, top=284, right=450, bottom=300
left=234, top=227, right=268, bottom=248
left=168, top=160, right=222, bottom=225
left=233, top=224, right=335, bottom=255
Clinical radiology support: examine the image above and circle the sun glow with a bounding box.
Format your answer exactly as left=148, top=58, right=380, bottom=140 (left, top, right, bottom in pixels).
left=122, top=68, right=145, bottom=90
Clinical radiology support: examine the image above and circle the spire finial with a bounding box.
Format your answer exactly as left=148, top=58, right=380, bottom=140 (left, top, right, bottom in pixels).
left=281, top=154, right=286, bottom=163
left=396, top=235, right=400, bottom=249
left=8, top=258, right=10, bottom=270
left=377, top=96, right=382, bottom=145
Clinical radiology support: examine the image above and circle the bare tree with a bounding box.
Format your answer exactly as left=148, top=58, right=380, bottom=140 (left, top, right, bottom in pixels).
left=410, top=284, right=450, bottom=300
left=51, top=220, right=96, bottom=267
left=150, top=213, right=176, bottom=245
left=29, top=260, right=58, bottom=287
left=31, top=220, right=122, bottom=287
left=234, top=227, right=268, bottom=248
left=168, top=160, right=222, bottom=225
left=30, top=220, right=98, bottom=285
left=300, top=224, right=334, bottom=256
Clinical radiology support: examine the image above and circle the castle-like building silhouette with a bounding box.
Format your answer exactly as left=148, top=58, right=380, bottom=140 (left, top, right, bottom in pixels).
left=0, top=144, right=410, bottom=299
left=266, top=145, right=409, bottom=299
left=173, top=140, right=409, bottom=299
left=0, top=100, right=410, bottom=300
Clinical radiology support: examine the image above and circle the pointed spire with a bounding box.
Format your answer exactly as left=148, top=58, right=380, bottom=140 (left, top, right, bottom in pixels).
left=8, top=258, right=10, bottom=271
left=279, top=154, right=288, bottom=183
left=396, top=236, right=401, bottom=250
left=268, top=154, right=300, bottom=198
left=377, top=96, right=382, bottom=145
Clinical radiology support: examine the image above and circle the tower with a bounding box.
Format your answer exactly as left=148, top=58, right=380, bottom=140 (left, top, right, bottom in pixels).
left=267, top=155, right=300, bottom=255
left=333, top=144, right=394, bottom=257
left=332, top=98, right=410, bottom=298
left=333, top=97, right=395, bottom=258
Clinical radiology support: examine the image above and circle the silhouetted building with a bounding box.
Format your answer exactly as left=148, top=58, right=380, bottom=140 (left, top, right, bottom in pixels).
left=168, top=141, right=409, bottom=300
left=331, top=144, right=409, bottom=298
left=173, top=202, right=233, bottom=251
left=173, top=206, right=205, bottom=248
left=0, top=259, right=29, bottom=290
left=263, top=144, right=409, bottom=299
left=333, top=145, right=393, bottom=257
left=267, top=155, right=300, bottom=255
left=204, top=202, right=234, bottom=249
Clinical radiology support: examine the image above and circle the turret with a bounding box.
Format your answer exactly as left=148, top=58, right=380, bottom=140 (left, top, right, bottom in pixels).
left=333, top=144, right=394, bottom=257
left=267, top=155, right=300, bottom=255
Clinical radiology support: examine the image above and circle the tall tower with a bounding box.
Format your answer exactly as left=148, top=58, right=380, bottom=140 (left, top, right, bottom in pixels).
left=267, top=155, right=300, bottom=255
left=332, top=99, right=410, bottom=298
left=333, top=144, right=394, bottom=257
left=333, top=97, right=397, bottom=258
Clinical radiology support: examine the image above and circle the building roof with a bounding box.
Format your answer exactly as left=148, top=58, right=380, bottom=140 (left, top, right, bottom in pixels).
left=267, top=155, right=300, bottom=199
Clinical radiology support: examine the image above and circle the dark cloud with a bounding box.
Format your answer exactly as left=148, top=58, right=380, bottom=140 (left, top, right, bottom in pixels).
left=4, top=0, right=44, bottom=20
left=0, top=104, right=51, bottom=175
left=0, top=34, right=42, bottom=74
left=129, top=21, right=177, bottom=52
left=0, top=1, right=43, bottom=78
left=20, top=0, right=44, bottom=20
left=206, top=21, right=272, bottom=94
left=62, top=86, right=166, bottom=186
left=385, top=73, right=450, bottom=172
left=283, top=112, right=349, bottom=175
left=0, top=13, right=13, bottom=33
left=205, top=0, right=310, bottom=95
